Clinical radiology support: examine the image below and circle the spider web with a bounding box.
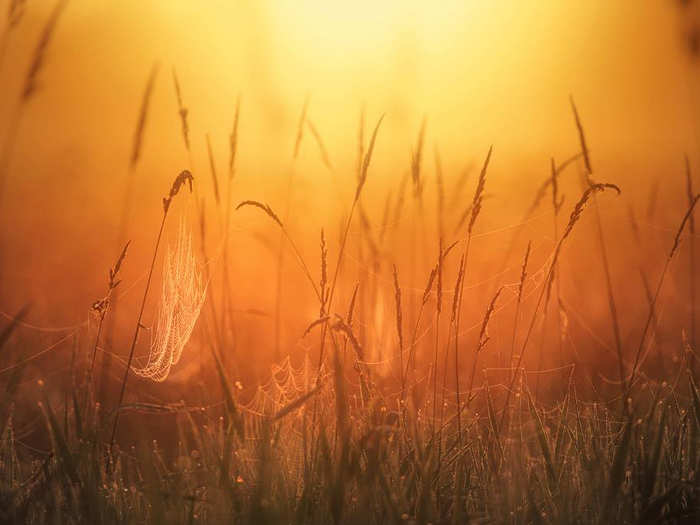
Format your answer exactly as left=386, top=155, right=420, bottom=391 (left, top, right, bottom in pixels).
left=239, top=354, right=332, bottom=489
left=241, top=353, right=326, bottom=418
left=133, top=220, right=207, bottom=382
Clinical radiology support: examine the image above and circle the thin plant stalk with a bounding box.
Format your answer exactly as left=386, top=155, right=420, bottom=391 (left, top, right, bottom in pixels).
left=221, top=95, right=241, bottom=358
left=686, top=156, right=696, bottom=375
left=0, top=0, right=68, bottom=212
left=509, top=241, right=531, bottom=374
left=432, top=238, right=444, bottom=439
left=627, top=195, right=699, bottom=390
left=109, top=213, right=167, bottom=454
left=550, top=157, right=565, bottom=366
left=570, top=96, right=626, bottom=398
left=102, top=63, right=159, bottom=407
left=274, top=97, right=309, bottom=360
left=109, top=171, right=193, bottom=454
left=498, top=182, right=620, bottom=433
left=315, top=113, right=384, bottom=378
left=484, top=152, right=582, bottom=303
left=451, top=146, right=492, bottom=446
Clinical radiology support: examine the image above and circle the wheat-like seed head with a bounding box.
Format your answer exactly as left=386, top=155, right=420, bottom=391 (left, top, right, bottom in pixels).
left=422, top=266, right=437, bottom=306
left=450, top=254, right=466, bottom=324
left=544, top=182, right=621, bottom=298
left=670, top=194, right=699, bottom=258
left=293, top=96, right=309, bottom=159
left=332, top=315, right=365, bottom=362
left=206, top=134, right=221, bottom=205
left=172, top=68, right=190, bottom=151
left=319, top=229, right=328, bottom=316
left=91, top=241, right=130, bottom=319
left=477, top=287, right=503, bottom=352
left=22, top=0, right=68, bottom=102
left=570, top=96, right=592, bottom=175
left=355, top=114, right=385, bottom=201
left=468, top=146, right=493, bottom=234
left=302, top=316, right=330, bottom=338
left=236, top=200, right=283, bottom=228
left=392, top=264, right=404, bottom=353
left=228, top=96, right=241, bottom=179
left=436, top=238, right=444, bottom=315
left=129, top=64, right=159, bottom=170
left=518, top=241, right=531, bottom=300
left=561, top=183, right=621, bottom=242
left=7, top=0, right=27, bottom=28
left=163, top=170, right=194, bottom=212
left=410, top=117, right=427, bottom=200
left=551, top=157, right=565, bottom=214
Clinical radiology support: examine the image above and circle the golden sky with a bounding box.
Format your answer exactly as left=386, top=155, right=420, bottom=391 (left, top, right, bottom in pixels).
left=6, top=0, right=698, bottom=167
left=0, top=0, right=698, bottom=322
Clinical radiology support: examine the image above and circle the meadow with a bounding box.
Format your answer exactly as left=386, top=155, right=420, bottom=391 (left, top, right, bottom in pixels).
left=0, top=1, right=699, bottom=523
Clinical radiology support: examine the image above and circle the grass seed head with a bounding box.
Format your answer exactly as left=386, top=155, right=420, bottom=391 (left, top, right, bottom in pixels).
left=129, top=63, right=159, bottom=170
left=7, top=0, right=26, bottom=28
left=163, top=170, right=194, bottom=212
left=570, top=95, right=592, bottom=175
left=293, top=96, right=309, bottom=159
left=22, top=0, right=68, bottom=102
left=236, top=200, right=283, bottom=228
left=468, top=145, right=493, bottom=234
left=478, top=287, right=503, bottom=352
left=206, top=134, right=221, bottom=205
left=172, top=68, right=190, bottom=151
left=670, top=194, right=699, bottom=258
left=410, top=116, right=427, bottom=200
left=228, top=95, right=241, bottom=178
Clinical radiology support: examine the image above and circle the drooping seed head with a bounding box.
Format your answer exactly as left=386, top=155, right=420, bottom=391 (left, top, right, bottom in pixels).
left=236, top=200, right=283, bottom=228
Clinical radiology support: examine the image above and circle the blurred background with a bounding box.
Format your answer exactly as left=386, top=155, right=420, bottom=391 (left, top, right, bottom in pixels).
left=0, top=0, right=698, bottom=392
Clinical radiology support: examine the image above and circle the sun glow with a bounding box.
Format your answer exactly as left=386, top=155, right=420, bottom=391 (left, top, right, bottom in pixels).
left=271, top=0, right=480, bottom=59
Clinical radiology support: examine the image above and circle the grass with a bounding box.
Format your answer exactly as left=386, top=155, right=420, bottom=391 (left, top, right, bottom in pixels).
left=1, top=121, right=699, bottom=525
left=109, top=170, right=194, bottom=453
left=1, top=158, right=698, bottom=525
left=0, top=0, right=68, bottom=212
left=1, top=9, right=700, bottom=524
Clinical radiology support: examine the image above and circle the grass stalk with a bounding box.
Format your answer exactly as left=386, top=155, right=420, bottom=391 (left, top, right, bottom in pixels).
left=109, top=170, right=193, bottom=453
